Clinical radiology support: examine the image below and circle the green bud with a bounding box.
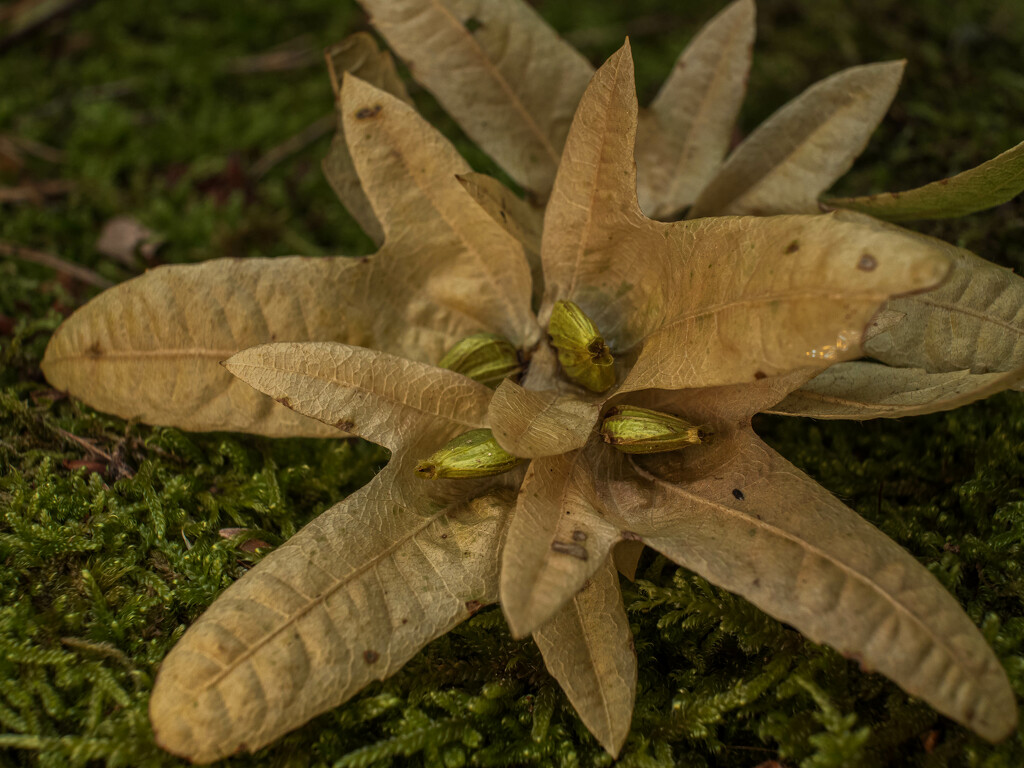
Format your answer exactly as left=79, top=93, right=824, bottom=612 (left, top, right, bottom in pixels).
left=415, top=428, right=525, bottom=479
left=547, top=300, right=615, bottom=393
left=600, top=405, right=708, bottom=454
left=438, top=333, right=522, bottom=388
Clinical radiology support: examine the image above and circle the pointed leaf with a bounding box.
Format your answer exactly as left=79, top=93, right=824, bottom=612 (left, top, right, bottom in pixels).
left=769, top=361, right=1024, bottom=419
left=225, top=342, right=492, bottom=452
left=863, top=239, right=1024, bottom=376
left=614, top=213, right=951, bottom=394
left=826, top=139, right=1024, bottom=221
left=40, top=257, right=371, bottom=438
left=341, top=74, right=538, bottom=348
left=149, top=456, right=515, bottom=763
left=500, top=449, right=628, bottom=638
left=690, top=61, right=905, bottom=217
left=635, top=0, right=755, bottom=218
left=323, top=33, right=412, bottom=244
left=456, top=172, right=545, bottom=307
left=612, top=540, right=645, bottom=581
left=632, top=434, right=1017, bottom=742
left=532, top=556, right=636, bottom=757
left=357, top=0, right=594, bottom=195
left=488, top=379, right=600, bottom=458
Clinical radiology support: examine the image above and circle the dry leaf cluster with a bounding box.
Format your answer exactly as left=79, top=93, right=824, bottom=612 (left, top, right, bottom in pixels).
left=37, top=0, right=1024, bottom=762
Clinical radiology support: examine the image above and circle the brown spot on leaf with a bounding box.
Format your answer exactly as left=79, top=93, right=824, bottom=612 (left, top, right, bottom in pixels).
left=86, top=342, right=103, bottom=358
left=571, top=529, right=587, bottom=542
left=355, top=105, right=382, bottom=120
left=335, top=419, right=354, bottom=432
left=465, top=599, right=483, bottom=614
left=620, top=530, right=642, bottom=541
left=857, top=253, right=878, bottom=271
left=363, top=650, right=379, bottom=665
left=784, top=240, right=800, bottom=254
left=754, top=370, right=767, bottom=380
left=551, top=540, right=588, bottom=560
left=464, top=16, right=483, bottom=32
left=275, top=396, right=292, bottom=408
left=732, top=488, right=745, bottom=500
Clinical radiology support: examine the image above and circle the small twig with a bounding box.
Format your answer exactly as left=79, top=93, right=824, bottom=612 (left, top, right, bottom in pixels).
left=0, top=0, right=96, bottom=55
left=0, top=239, right=112, bottom=288
left=226, top=35, right=319, bottom=75
left=54, top=427, right=112, bottom=461
left=249, top=113, right=335, bottom=179
left=0, top=133, right=64, bottom=163
left=0, top=179, right=75, bottom=203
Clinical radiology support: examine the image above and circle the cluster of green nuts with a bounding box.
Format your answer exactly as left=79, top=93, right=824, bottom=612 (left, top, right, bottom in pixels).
left=415, top=300, right=708, bottom=479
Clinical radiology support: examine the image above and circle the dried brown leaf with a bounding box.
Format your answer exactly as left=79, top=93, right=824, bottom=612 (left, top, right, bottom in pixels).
left=631, top=433, right=1017, bottom=742
left=500, top=449, right=628, bottom=638
left=537, top=44, right=949, bottom=394
left=532, top=556, right=636, bottom=757
left=635, top=0, right=755, bottom=218
left=357, top=0, right=593, bottom=195
left=826, top=138, right=1024, bottom=222
left=690, top=61, right=905, bottom=216
left=323, top=33, right=412, bottom=244
left=225, top=342, right=493, bottom=451
left=769, top=362, right=1023, bottom=419
left=488, top=378, right=599, bottom=458
left=150, top=460, right=515, bottom=762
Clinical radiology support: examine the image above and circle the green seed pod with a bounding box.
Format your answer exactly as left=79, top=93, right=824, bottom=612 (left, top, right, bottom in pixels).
left=600, top=405, right=708, bottom=454
left=438, top=333, right=522, bottom=388
left=547, top=300, right=615, bottom=393
left=415, top=428, right=525, bottom=479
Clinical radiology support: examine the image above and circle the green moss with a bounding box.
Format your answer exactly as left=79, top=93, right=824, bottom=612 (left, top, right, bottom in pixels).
left=1, top=0, right=1023, bottom=765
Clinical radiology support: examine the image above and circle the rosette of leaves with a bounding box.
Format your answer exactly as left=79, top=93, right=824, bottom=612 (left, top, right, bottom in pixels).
left=354, top=0, right=1024, bottom=418
left=41, top=39, right=1019, bottom=760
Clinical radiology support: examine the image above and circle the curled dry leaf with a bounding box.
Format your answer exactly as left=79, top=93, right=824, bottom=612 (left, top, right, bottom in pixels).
left=42, top=74, right=537, bottom=437
left=41, top=21, right=1019, bottom=764
left=356, top=0, right=594, bottom=195
left=323, top=32, right=412, bottom=244
left=532, top=556, right=636, bottom=757
left=688, top=60, right=905, bottom=217
left=826, top=138, right=1024, bottom=222
left=780, top=230, right=1024, bottom=417
left=635, top=0, right=755, bottom=217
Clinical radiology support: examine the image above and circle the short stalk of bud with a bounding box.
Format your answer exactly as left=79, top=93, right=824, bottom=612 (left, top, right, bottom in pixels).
left=600, top=405, right=708, bottom=454
left=438, top=333, right=522, bottom=388
left=415, top=428, right=525, bottom=479
left=547, top=300, right=615, bottom=393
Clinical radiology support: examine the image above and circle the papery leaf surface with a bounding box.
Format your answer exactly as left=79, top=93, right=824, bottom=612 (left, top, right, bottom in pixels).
left=611, top=540, right=645, bottom=581
left=225, top=342, right=492, bottom=452
left=537, top=44, right=947, bottom=395
left=826, top=139, right=1024, bottom=221
left=689, top=61, right=905, bottom=216
left=488, top=378, right=599, bottom=458
left=323, top=32, right=412, bottom=244
left=456, top=171, right=545, bottom=307
left=500, top=449, right=628, bottom=638
left=533, top=556, right=636, bottom=757
left=149, top=457, right=515, bottom=763
left=769, top=362, right=1023, bottom=419
left=41, top=258, right=368, bottom=438
left=863, top=239, right=1024, bottom=376
left=341, top=75, right=538, bottom=349
left=635, top=0, right=755, bottom=218
left=357, top=0, right=593, bottom=195
left=631, top=433, right=1017, bottom=742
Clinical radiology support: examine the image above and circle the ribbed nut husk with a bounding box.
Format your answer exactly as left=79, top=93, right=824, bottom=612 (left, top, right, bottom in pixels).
left=547, top=300, right=615, bottom=392
left=600, top=404, right=707, bottom=454
left=438, top=332, right=523, bottom=388
left=415, top=428, right=525, bottom=479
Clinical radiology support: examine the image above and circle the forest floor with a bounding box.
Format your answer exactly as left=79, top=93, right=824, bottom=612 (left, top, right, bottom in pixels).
left=1, top=0, right=1023, bottom=765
